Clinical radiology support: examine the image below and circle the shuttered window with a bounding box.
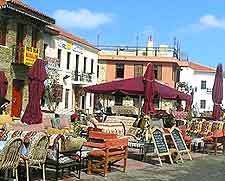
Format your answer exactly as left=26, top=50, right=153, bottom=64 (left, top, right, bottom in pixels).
left=134, top=64, right=143, bottom=77
left=154, top=64, right=162, bottom=80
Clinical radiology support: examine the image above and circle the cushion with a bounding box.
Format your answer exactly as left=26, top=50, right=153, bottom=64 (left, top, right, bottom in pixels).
left=61, top=137, right=86, bottom=152
left=59, top=117, right=70, bottom=129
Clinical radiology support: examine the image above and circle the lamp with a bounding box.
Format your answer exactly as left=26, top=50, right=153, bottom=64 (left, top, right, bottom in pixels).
left=63, top=75, right=70, bottom=80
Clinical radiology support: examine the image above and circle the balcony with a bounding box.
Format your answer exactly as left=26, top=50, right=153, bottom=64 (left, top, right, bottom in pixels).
left=206, top=88, right=212, bottom=94
left=12, top=46, right=40, bottom=66
left=11, top=45, right=25, bottom=65
left=71, top=71, right=93, bottom=85
left=98, top=45, right=179, bottom=58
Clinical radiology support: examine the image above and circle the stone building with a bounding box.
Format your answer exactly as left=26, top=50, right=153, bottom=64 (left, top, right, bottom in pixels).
left=0, top=0, right=55, bottom=117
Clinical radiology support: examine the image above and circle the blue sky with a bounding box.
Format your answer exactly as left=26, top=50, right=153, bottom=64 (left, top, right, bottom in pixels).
left=24, top=0, right=225, bottom=67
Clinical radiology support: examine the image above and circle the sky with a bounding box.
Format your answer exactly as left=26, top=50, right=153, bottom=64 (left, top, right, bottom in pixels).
left=24, top=0, right=225, bottom=67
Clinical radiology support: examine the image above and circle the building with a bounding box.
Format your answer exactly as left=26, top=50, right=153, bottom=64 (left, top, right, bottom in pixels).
left=43, top=25, right=99, bottom=114
left=97, top=37, right=182, bottom=114
left=0, top=0, right=55, bottom=117
left=179, top=61, right=225, bottom=113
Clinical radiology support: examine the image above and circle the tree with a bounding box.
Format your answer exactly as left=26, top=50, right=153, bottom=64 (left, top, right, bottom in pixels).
left=43, top=57, right=62, bottom=112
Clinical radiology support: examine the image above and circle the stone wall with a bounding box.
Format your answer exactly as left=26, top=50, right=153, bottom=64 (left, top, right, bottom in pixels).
left=0, top=18, right=48, bottom=116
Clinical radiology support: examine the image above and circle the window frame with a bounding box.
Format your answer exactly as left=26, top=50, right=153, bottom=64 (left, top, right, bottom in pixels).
left=65, top=89, right=70, bottom=109
left=57, top=49, right=62, bottom=67
left=84, top=57, right=87, bottom=73
left=66, top=52, right=71, bottom=70
left=200, top=100, right=206, bottom=109
left=201, top=80, right=207, bottom=89
left=116, top=63, right=124, bottom=79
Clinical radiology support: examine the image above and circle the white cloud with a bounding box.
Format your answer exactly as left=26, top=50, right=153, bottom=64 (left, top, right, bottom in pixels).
left=192, top=14, right=225, bottom=31
left=53, top=9, right=113, bottom=29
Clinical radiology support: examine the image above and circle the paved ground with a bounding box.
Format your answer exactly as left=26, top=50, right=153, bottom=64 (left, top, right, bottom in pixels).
left=23, top=152, right=225, bottom=181
left=77, top=153, right=225, bottom=181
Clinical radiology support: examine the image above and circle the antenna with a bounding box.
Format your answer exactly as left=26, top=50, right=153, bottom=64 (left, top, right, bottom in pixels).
left=136, top=33, right=139, bottom=56
left=96, top=33, right=100, bottom=47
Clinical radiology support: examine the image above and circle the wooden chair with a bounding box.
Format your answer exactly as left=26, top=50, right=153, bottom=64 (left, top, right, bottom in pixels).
left=21, top=133, right=49, bottom=181
left=0, top=137, right=23, bottom=181
left=87, top=137, right=128, bottom=177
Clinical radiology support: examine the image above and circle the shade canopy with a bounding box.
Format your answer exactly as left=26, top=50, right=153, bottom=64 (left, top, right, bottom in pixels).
left=212, top=64, right=223, bottom=120
left=85, top=77, right=191, bottom=101
left=21, top=59, right=47, bottom=124
left=0, top=71, right=8, bottom=97
left=143, top=63, right=155, bottom=114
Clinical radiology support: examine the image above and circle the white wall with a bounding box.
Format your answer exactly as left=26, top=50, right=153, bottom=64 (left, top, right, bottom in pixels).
left=180, top=66, right=223, bottom=112
left=43, top=33, right=98, bottom=114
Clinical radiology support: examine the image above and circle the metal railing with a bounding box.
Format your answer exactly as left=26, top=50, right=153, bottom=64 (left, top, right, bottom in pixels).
left=72, top=71, right=93, bottom=83
left=98, top=45, right=179, bottom=58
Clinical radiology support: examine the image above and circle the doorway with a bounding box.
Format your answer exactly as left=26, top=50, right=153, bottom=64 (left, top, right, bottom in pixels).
left=11, top=79, right=24, bottom=117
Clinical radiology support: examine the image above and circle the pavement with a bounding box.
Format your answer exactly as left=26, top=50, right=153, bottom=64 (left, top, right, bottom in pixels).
left=21, top=152, right=225, bottom=181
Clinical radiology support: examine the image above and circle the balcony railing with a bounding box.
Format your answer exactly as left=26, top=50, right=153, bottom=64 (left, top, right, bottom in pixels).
left=206, top=88, right=212, bottom=93
left=72, top=71, right=93, bottom=83
left=98, top=45, right=179, bottom=58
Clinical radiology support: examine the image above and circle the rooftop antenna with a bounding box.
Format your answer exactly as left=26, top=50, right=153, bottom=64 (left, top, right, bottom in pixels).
left=136, top=32, right=139, bottom=56
left=96, top=33, right=100, bottom=47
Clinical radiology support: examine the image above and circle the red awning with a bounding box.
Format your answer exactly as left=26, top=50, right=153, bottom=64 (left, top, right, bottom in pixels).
left=84, top=77, right=191, bottom=101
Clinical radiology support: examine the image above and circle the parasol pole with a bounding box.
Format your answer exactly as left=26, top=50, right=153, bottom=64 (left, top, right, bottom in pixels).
left=138, top=95, right=142, bottom=119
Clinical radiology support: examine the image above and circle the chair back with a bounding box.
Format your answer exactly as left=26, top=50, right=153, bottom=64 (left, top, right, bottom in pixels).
left=26, top=133, right=49, bottom=165
left=0, top=137, right=23, bottom=170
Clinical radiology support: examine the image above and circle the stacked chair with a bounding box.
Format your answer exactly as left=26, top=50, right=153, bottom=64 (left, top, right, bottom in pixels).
left=84, top=131, right=128, bottom=177
left=0, top=137, right=23, bottom=181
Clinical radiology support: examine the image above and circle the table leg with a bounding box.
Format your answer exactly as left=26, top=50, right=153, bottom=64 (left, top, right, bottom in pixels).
left=214, top=137, right=218, bottom=155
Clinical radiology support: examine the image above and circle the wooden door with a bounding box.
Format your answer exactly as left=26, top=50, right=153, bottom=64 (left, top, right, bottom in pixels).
left=11, top=80, right=24, bottom=117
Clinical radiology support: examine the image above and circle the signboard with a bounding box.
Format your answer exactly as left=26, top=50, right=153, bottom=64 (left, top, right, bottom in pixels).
left=58, top=40, right=84, bottom=54
left=24, top=46, right=40, bottom=66
left=170, top=127, right=192, bottom=161
left=151, top=128, right=173, bottom=166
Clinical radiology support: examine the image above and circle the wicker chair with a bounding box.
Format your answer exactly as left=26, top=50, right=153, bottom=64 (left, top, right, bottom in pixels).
left=0, top=137, right=23, bottom=181
left=21, top=133, right=49, bottom=181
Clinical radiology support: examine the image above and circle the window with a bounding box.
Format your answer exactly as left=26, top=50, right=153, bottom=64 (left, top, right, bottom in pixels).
left=115, top=96, right=123, bottom=106
left=91, top=59, right=94, bottom=73
left=97, top=65, right=100, bottom=78
left=82, top=94, right=86, bottom=109
left=116, top=63, right=124, bottom=78
left=90, top=94, right=92, bottom=107
left=134, top=64, right=143, bottom=77
left=32, top=28, right=38, bottom=48
left=75, top=54, right=79, bottom=81
left=195, top=87, right=197, bottom=92
left=0, top=21, right=7, bottom=46
left=43, top=43, right=48, bottom=58
left=201, top=80, right=206, bottom=89
left=154, top=64, right=162, bottom=80
left=200, top=100, right=206, bottom=109
left=67, top=52, right=71, bottom=70
left=57, top=49, right=62, bottom=67
left=84, top=57, right=87, bottom=73
left=65, top=89, right=69, bottom=109
left=16, top=23, right=25, bottom=63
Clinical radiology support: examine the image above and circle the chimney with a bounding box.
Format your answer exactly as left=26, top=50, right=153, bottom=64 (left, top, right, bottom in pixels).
left=147, top=35, right=153, bottom=48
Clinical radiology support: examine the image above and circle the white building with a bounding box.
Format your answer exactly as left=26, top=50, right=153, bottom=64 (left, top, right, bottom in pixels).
left=43, top=25, right=99, bottom=114
left=179, top=61, right=225, bottom=113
